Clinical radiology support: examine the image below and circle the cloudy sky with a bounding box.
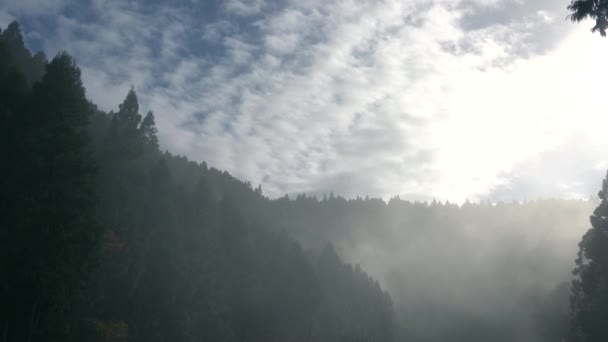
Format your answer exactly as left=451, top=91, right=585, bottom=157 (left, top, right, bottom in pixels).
left=2, top=0, right=607, bottom=202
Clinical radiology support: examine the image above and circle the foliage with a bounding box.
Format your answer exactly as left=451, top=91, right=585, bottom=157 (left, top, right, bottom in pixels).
left=0, top=24, right=101, bottom=341
left=570, top=171, right=608, bottom=341
left=0, top=21, right=396, bottom=342
left=567, top=0, right=608, bottom=36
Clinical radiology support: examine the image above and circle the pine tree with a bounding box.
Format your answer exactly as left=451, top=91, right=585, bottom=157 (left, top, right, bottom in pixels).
left=2, top=22, right=24, bottom=49
left=140, top=110, right=159, bottom=149
left=104, top=87, right=147, bottom=161
left=0, top=21, right=46, bottom=83
left=117, top=86, right=142, bottom=128
left=1, top=51, right=102, bottom=341
left=570, top=170, right=608, bottom=341
left=0, top=24, right=32, bottom=342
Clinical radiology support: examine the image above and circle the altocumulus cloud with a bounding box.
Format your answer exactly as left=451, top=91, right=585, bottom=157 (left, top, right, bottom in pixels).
left=3, top=0, right=608, bottom=202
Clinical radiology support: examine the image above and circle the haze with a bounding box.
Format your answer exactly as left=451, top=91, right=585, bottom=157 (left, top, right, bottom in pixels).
left=2, top=0, right=608, bottom=341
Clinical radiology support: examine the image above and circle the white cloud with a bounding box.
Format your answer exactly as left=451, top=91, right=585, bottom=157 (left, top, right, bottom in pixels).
left=0, top=0, right=68, bottom=16
left=12, top=0, right=608, bottom=202
left=536, top=10, right=554, bottom=23
left=224, top=0, right=265, bottom=16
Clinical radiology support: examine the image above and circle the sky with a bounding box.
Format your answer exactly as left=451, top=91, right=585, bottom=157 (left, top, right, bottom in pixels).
left=1, top=0, right=607, bottom=202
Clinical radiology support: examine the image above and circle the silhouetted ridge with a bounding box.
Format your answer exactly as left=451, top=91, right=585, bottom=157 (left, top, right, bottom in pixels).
left=0, top=22, right=395, bottom=342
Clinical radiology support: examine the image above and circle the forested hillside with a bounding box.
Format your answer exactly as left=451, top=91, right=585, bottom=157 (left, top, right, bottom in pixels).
left=0, top=22, right=394, bottom=342
left=0, top=20, right=601, bottom=342
left=260, top=196, right=594, bottom=341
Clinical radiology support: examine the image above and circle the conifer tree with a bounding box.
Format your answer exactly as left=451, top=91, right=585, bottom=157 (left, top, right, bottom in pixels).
left=0, top=21, right=46, bottom=83
left=140, top=110, right=159, bottom=149
left=1, top=50, right=101, bottom=341
left=117, top=87, right=142, bottom=128
left=570, top=170, right=608, bottom=341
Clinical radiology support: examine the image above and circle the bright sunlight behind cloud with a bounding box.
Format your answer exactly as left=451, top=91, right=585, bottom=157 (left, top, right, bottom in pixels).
left=2, top=0, right=607, bottom=202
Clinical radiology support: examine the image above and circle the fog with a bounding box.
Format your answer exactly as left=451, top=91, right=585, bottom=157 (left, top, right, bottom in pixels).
left=4, top=2, right=608, bottom=341
left=262, top=197, right=596, bottom=341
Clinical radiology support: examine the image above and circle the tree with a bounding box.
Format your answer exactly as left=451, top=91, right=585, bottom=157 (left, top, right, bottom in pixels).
left=0, top=21, right=46, bottom=83
left=567, top=0, right=608, bottom=36
left=2, top=21, right=399, bottom=342
left=117, top=86, right=142, bottom=128
left=2, top=21, right=25, bottom=51
left=570, top=170, right=608, bottom=341
left=1, top=51, right=102, bottom=341
left=103, top=87, right=153, bottom=161
left=140, top=110, right=159, bottom=149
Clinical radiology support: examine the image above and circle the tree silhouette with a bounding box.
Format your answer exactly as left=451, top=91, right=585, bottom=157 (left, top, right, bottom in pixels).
left=570, top=170, right=608, bottom=341
left=568, top=0, right=608, bottom=36
left=0, top=48, right=101, bottom=341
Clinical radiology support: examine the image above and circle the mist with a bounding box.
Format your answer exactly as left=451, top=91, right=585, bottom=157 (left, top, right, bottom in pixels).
left=250, top=196, right=594, bottom=341
left=3, top=1, right=608, bottom=341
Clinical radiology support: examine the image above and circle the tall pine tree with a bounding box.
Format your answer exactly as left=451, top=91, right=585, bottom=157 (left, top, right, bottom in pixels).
left=571, top=170, right=608, bottom=341
left=0, top=50, right=101, bottom=341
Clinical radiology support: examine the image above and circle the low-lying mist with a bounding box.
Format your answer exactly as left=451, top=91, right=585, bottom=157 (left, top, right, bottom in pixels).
left=262, top=197, right=595, bottom=341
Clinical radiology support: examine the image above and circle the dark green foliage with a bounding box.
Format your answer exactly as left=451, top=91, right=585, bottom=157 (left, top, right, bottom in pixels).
left=567, top=0, right=608, bottom=36
left=0, top=26, right=101, bottom=341
left=0, top=21, right=46, bottom=83
left=58, top=69, right=395, bottom=340
left=140, top=110, right=159, bottom=149
left=312, top=244, right=395, bottom=341
left=74, top=86, right=393, bottom=340
left=570, top=171, right=608, bottom=341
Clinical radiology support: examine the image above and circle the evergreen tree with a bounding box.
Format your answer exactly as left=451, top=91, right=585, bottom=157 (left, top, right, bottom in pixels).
left=2, top=20, right=399, bottom=342
left=0, top=21, right=46, bottom=83
left=117, top=86, right=142, bottom=128
left=568, top=0, right=608, bottom=36
left=140, top=110, right=159, bottom=149
left=570, top=170, right=608, bottom=341
left=1, top=50, right=101, bottom=341
left=2, top=21, right=24, bottom=46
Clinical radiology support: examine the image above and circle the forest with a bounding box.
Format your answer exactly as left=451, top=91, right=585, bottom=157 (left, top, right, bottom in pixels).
left=2, top=2, right=608, bottom=340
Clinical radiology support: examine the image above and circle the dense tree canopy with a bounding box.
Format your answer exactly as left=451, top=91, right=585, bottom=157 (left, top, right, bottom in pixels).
left=0, top=30, right=101, bottom=340
left=0, top=21, right=395, bottom=342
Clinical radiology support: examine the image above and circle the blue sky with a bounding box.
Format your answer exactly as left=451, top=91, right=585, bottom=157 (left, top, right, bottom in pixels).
left=2, top=0, right=608, bottom=202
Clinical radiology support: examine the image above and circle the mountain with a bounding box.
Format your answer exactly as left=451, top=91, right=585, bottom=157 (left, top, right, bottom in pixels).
left=0, top=21, right=395, bottom=342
